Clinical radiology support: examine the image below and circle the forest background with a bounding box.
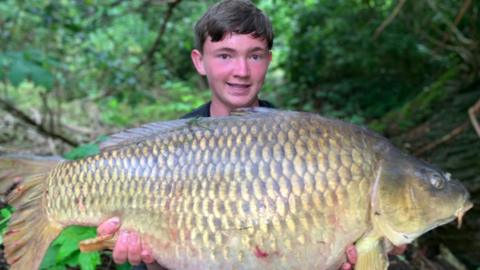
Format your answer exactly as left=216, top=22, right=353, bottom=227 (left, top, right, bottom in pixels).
left=0, top=0, right=479, bottom=269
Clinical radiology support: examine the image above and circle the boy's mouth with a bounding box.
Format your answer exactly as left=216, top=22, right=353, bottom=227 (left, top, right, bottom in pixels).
left=226, top=82, right=251, bottom=89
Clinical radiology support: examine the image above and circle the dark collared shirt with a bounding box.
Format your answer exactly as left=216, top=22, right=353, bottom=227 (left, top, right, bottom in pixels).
left=180, top=99, right=275, bottom=119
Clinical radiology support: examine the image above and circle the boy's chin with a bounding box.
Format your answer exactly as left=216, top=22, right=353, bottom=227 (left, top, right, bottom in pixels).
left=227, top=98, right=257, bottom=109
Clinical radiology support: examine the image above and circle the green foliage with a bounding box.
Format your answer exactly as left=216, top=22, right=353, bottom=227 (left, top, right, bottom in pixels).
left=0, top=50, right=55, bottom=90
left=276, top=1, right=438, bottom=121
left=40, top=226, right=101, bottom=270
left=0, top=206, right=13, bottom=244
left=63, top=143, right=100, bottom=160
left=99, top=81, right=211, bottom=126
left=63, top=135, right=108, bottom=159
left=372, top=67, right=460, bottom=133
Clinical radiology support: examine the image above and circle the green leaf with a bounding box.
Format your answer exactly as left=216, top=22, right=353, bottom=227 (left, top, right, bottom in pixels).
left=64, top=143, right=100, bottom=160
left=0, top=206, right=13, bottom=244
left=46, top=265, right=67, bottom=270
left=41, top=243, right=62, bottom=269
left=63, top=251, right=79, bottom=267
left=78, top=251, right=101, bottom=270
left=29, top=64, right=54, bottom=90
left=41, top=226, right=98, bottom=269
left=57, top=238, right=81, bottom=261
left=8, top=60, right=30, bottom=86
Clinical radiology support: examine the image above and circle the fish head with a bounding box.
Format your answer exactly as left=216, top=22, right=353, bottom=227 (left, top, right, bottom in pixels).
left=373, top=149, right=472, bottom=246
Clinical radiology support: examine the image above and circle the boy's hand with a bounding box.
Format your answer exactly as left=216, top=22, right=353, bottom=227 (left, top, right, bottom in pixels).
left=97, top=217, right=156, bottom=265
left=339, top=243, right=408, bottom=270
left=340, top=244, right=357, bottom=270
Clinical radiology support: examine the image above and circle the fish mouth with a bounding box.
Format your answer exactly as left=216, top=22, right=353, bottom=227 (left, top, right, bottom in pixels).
left=456, top=200, right=473, bottom=228
left=399, top=200, right=472, bottom=242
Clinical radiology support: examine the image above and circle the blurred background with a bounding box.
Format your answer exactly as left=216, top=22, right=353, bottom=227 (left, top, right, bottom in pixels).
left=0, top=0, right=478, bottom=269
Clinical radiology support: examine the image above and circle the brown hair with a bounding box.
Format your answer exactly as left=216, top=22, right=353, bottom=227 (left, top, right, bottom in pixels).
left=194, top=0, right=274, bottom=52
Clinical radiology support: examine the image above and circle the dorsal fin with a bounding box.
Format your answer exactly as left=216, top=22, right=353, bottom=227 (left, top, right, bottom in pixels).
left=99, top=117, right=207, bottom=151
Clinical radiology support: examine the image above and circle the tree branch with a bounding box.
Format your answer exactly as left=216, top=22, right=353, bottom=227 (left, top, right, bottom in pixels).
left=454, top=0, right=472, bottom=26
left=442, top=0, right=472, bottom=44
left=426, top=0, right=474, bottom=47
left=372, top=0, right=406, bottom=40
left=136, top=0, right=182, bottom=69
left=0, top=98, right=78, bottom=147
left=414, top=121, right=470, bottom=156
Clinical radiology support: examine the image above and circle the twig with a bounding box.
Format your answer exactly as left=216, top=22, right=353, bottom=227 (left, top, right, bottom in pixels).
left=0, top=98, right=78, bottom=147
left=136, top=0, right=182, bottom=69
left=414, top=121, right=470, bottom=156
left=454, top=0, right=472, bottom=26
left=468, top=98, right=480, bottom=137
left=442, top=0, right=472, bottom=44
left=372, top=0, right=406, bottom=40
left=420, top=32, right=473, bottom=64
left=426, top=0, right=474, bottom=47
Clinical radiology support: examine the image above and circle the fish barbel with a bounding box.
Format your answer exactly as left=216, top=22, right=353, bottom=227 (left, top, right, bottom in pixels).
left=0, top=108, right=472, bottom=270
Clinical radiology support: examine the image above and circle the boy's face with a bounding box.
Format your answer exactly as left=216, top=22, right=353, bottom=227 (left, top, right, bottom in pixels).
left=191, top=33, right=272, bottom=109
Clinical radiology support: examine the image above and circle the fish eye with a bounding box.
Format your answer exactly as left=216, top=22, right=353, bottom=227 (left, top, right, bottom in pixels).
left=430, top=174, right=445, bottom=189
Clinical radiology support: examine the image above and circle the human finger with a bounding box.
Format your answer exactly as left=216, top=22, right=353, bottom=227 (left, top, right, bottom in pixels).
left=112, top=231, right=130, bottom=264
left=345, top=244, right=357, bottom=264
left=97, top=217, right=120, bottom=236
left=127, top=232, right=142, bottom=265
left=141, top=245, right=156, bottom=264
left=340, top=262, right=352, bottom=270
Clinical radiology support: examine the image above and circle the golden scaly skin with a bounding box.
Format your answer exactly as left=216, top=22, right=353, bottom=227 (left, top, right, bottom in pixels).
left=43, top=110, right=470, bottom=270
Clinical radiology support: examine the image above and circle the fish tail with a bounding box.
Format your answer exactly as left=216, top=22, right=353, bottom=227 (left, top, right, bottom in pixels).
left=0, top=155, right=61, bottom=201
left=0, top=155, right=64, bottom=270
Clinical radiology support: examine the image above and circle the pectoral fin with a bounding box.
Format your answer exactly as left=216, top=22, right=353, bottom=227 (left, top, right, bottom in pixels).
left=355, top=235, right=389, bottom=270
left=79, top=233, right=118, bottom=252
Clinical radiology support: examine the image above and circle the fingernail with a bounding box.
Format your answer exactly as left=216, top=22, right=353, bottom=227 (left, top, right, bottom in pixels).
left=110, top=217, right=120, bottom=226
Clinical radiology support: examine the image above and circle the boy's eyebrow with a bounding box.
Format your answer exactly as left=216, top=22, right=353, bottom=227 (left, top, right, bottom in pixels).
left=248, top=47, right=268, bottom=53
left=213, top=47, right=269, bottom=53
left=213, top=47, right=236, bottom=53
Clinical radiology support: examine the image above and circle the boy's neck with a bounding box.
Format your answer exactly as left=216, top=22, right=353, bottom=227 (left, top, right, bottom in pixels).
left=210, top=98, right=260, bottom=117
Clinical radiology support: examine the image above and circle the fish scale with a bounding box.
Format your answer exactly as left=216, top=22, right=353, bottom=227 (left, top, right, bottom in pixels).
left=0, top=109, right=471, bottom=270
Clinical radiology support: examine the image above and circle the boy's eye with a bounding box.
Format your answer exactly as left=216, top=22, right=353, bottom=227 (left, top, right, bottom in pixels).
left=218, top=54, right=230, bottom=59
left=251, top=54, right=263, bottom=60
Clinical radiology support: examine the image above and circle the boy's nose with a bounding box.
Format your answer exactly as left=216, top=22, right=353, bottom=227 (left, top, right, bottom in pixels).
left=233, top=59, right=250, bottom=77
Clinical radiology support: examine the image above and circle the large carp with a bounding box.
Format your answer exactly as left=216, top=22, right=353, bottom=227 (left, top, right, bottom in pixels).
left=0, top=108, right=472, bottom=270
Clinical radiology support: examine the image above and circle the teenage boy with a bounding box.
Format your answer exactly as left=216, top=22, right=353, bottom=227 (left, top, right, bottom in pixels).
left=97, top=1, right=359, bottom=269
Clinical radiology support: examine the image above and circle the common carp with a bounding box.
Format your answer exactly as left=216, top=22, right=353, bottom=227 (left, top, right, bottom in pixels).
left=0, top=108, right=472, bottom=270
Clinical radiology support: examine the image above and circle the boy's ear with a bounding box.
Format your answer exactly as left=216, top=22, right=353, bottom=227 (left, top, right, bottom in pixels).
left=191, top=49, right=206, bottom=75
